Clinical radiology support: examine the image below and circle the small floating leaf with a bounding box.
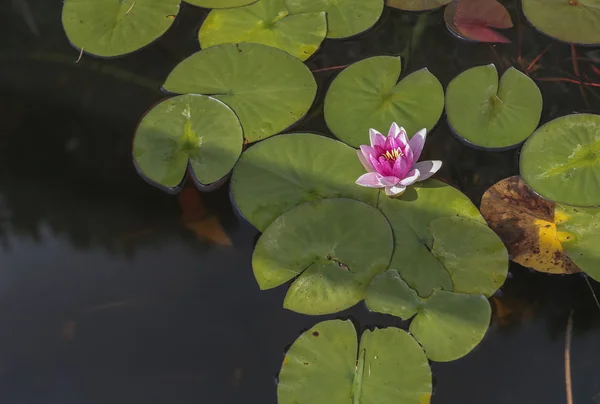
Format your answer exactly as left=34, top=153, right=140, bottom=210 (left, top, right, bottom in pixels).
left=386, top=0, right=450, bottom=11
left=520, top=113, right=600, bottom=207
left=555, top=205, right=600, bottom=281
left=445, top=0, right=513, bottom=43
left=230, top=133, right=378, bottom=231
left=133, top=95, right=243, bottom=192
left=480, top=176, right=580, bottom=275
left=163, top=43, right=317, bottom=143
left=445, top=65, right=542, bottom=150
left=522, top=0, right=600, bottom=45
left=324, top=56, right=444, bottom=148
left=278, top=319, right=432, bottom=404
left=366, top=270, right=492, bottom=362
left=184, top=0, right=257, bottom=8
left=253, top=198, right=393, bottom=315
left=284, top=0, right=384, bottom=38
left=62, top=0, right=180, bottom=58
left=198, top=0, right=327, bottom=61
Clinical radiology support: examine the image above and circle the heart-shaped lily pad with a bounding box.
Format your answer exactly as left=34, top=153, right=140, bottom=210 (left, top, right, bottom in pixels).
left=230, top=133, right=378, bottom=231
left=324, top=56, right=444, bottom=148
left=480, top=176, right=580, bottom=274
left=198, top=0, right=327, bottom=61
left=184, top=0, right=257, bottom=8
left=62, top=0, right=180, bottom=58
left=366, top=270, right=491, bottom=362
left=284, top=0, right=384, bottom=38
left=253, top=198, right=393, bottom=315
left=521, top=0, right=600, bottom=45
left=163, top=43, right=317, bottom=143
left=555, top=205, right=600, bottom=281
left=444, top=0, right=513, bottom=43
left=278, top=319, right=432, bottom=404
left=133, top=95, right=243, bottom=192
left=386, top=0, right=450, bottom=11
left=446, top=65, right=542, bottom=150
left=520, top=113, right=600, bottom=207
left=377, top=179, right=490, bottom=297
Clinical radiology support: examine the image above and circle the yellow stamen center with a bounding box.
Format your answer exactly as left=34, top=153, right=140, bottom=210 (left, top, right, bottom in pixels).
left=382, top=148, right=403, bottom=161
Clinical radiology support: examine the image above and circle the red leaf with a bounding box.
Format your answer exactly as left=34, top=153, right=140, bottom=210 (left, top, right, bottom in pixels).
left=452, top=0, right=513, bottom=43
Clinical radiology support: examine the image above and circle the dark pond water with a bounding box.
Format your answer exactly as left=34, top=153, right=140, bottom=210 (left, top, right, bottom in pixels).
left=1, top=1, right=600, bottom=403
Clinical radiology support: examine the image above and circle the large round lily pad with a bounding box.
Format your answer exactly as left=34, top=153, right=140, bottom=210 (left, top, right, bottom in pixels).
left=446, top=65, right=542, bottom=150
left=324, top=56, right=444, bottom=148
left=163, top=43, right=317, bottom=143
left=278, top=319, right=432, bottom=404
left=365, top=270, right=492, bottom=362
left=377, top=179, right=486, bottom=297
left=133, top=95, right=243, bottom=192
left=253, top=198, right=393, bottom=315
left=386, top=0, right=450, bottom=11
left=62, top=0, right=180, bottom=58
left=520, top=113, right=600, bottom=207
left=184, top=0, right=257, bottom=8
left=480, top=176, right=580, bottom=274
left=521, top=0, right=600, bottom=45
left=555, top=205, right=600, bottom=281
left=284, top=0, right=384, bottom=38
left=231, top=133, right=378, bottom=231
left=198, top=0, right=327, bottom=61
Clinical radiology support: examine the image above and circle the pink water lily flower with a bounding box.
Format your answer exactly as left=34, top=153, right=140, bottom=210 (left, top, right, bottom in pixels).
left=356, top=123, right=442, bottom=197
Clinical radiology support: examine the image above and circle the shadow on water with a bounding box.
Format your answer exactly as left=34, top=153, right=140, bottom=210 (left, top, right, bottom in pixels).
left=0, top=1, right=600, bottom=403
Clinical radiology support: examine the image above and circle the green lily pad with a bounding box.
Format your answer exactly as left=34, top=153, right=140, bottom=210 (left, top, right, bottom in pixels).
left=324, top=56, right=445, bottom=148
left=284, top=0, right=384, bottom=38
left=253, top=198, right=393, bottom=315
left=520, top=113, right=600, bottom=207
left=366, top=270, right=492, bottom=362
left=429, top=216, right=509, bottom=297
left=445, top=65, right=543, bottom=150
left=555, top=205, right=600, bottom=281
left=230, top=133, right=378, bottom=231
left=163, top=43, right=317, bottom=143
left=198, top=0, right=327, bottom=61
left=62, top=0, right=180, bottom=58
left=184, top=0, right=257, bottom=8
left=377, top=180, right=486, bottom=297
left=133, top=95, right=243, bottom=192
left=278, top=319, right=432, bottom=404
left=385, top=0, right=450, bottom=11
left=521, top=0, right=600, bottom=45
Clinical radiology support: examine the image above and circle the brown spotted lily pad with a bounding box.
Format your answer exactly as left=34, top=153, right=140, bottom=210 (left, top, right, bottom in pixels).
left=480, top=176, right=580, bottom=275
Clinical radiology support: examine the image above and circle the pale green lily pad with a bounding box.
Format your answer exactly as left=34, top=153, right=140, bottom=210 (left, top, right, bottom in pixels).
left=378, top=180, right=485, bottom=297
left=555, top=205, right=600, bottom=281
left=324, top=56, right=444, bottom=148
left=520, top=113, right=600, bottom=207
left=429, top=216, right=509, bottom=297
left=253, top=198, right=393, bottom=315
left=284, top=0, right=384, bottom=39
left=385, top=0, right=450, bottom=11
left=446, top=65, right=542, bottom=150
left=184, top=0, right=257, bottom=8
left=163, top=43, right=317, bottom=143
left=278, top=319, right=432, bottom=404
left=230, top=133, right=378, bottom=231
left=366, top=270, right=492, bottom=362
left=522, top=0, right=600, bottom=45
left=62, top=0, right=180, bottom=58
left=133, top=95, right=243, bottom=191
left=198, top=0, right=327, bottom=61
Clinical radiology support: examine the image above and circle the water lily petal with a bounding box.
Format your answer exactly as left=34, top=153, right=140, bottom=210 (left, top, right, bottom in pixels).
left=385, top=184, right=407, bottom=196
left=399, top=169, right=420, bottom=186
left=392, top=155, right=410, bottom=178
left=380, top=176, right=401, bottom=187
left=414, top=160, right=442, bottom=181
left=388, top=123, right=408, bottom=145
left=356, top=172, right=384, bottom=188
left=408, top=128, right=427, bottom=162
left=369, top=129, right=386, bottom=147
left=358, top=148, right=375, bottom=172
